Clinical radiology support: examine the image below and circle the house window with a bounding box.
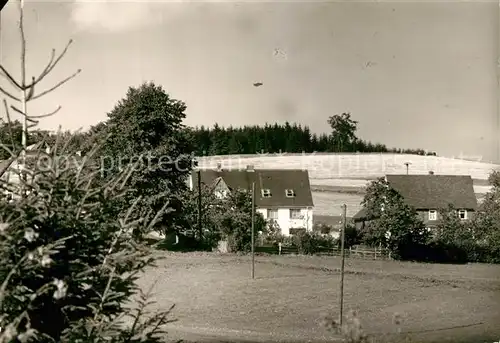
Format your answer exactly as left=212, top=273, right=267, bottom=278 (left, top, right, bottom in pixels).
left=428, top=210, right=437, bottom=221
left=267, top=209, right=278, bottom=220
left=215, top=190, right=227, bottom=199
left=261, top=189, right=272, bottom=197
left=458, top=209, right=467, bottom=220
left=289, top=209, right=302, bottom=219
left=285, top=189, right=296, bottom=197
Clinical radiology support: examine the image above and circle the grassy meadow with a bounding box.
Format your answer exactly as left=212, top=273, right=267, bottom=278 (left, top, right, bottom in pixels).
left=196, top=153, right=500, bottom=218
left=139, top=252, right=500, bottom=343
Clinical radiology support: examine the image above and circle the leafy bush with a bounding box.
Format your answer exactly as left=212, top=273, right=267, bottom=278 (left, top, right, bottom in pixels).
left=321, top=310, right=411, bottom=343
left=183, top=187, right=267, bottom=252
left=182, top=184, right=269, bottom=252
left=313, top=222, right=334, bottom=235
left=289, top=231, right=336, bottom=255
left=293, top=231, right=317, bottom=255
left=0, top=143, right=176, bottom=343
left=343, top=224, right=361, bottom=249
left=406, top=203, right=500, bottom=264
left=219, top=190, right=267, bottom=252
left=261, top=220, right=284, bottom=245
left=360, top=178, right=431, bottom=260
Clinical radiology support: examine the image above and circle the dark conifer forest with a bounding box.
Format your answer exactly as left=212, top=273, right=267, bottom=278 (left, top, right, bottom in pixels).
left=188, top=121, right=436, bottom=157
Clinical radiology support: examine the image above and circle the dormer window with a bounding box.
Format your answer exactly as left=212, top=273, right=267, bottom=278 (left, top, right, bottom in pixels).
left=458, top=209, right=467, bottom=220
left=261, top=189, right=272, bottom=198
left=428, top=210, right=437, bottom=221
left=215, top=190, right=227, bottom=199
left=285, top=189, right=296, bottom=197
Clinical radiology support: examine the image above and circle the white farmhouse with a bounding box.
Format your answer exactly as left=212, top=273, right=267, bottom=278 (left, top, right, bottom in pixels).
left=189, top=165, right=314, bottom=235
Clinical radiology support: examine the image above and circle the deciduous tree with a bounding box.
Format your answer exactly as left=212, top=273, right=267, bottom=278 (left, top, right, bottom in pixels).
left=327, top=112, right=358, bottom=152
left=182, top=185, right=266, bottom=252
left=361, top=178, right=430, bottom=260
left=94, top=82, right=195, bottom=235
left=468, top=171, right=500, bottom=262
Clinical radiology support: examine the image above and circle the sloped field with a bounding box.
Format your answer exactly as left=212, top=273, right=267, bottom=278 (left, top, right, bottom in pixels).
left=196, top=153, right=500, bottom=216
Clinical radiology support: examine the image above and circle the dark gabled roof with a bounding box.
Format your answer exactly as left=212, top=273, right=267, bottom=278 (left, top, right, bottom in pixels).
left=352, top=207, right=381, bottom=222
left=192, top=168, right=314, bottom=208
left=353, top=174, right=478, bottom=222
left=386, top=174, right=477, bottom=210
left=353, top=208, right=369, bottom=222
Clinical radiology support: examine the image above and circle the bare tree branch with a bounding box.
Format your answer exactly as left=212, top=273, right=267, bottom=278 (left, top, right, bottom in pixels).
left=27, top=106, right=61, bottom=119
left=29, top=69, right=81, bottom=101
left=9, top=105, right=24, bottom=116
left=0, top=65, right=22, bottom=90
left=2, top=99, right=18, bottom=154
left=2, top=39, right=76, bottom=93
left=30, top=48, right=56, bottom=86
left=26, top=76, right=35, bottom=100
left=0, top=85, right=21, bottom=101
left=0, top=141, right=15, bottom=160
left=26, top=40, right=74, bottom=89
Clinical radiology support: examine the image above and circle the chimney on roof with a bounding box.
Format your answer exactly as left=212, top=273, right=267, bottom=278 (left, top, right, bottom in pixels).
left=216, top=163, right=222, bottom=171
left=428, top=171, right=434, bottom=175
left=246, top=165, right=255, bottom=172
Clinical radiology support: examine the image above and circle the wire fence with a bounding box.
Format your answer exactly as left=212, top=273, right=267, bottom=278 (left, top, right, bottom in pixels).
left=255, top=244, right=391, bottom=260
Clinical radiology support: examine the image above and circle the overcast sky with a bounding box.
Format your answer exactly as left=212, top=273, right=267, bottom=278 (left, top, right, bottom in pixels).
left=0, top=0, right=498, bottom=161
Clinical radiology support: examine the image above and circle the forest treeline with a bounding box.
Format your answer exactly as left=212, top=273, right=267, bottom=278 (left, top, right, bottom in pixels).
left=189, top=121, right=437, bottom=157
left=0, top=114, right=436, bottom=159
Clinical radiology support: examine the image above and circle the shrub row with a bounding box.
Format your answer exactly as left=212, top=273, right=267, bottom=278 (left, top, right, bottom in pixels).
left=282, top=231, right=338, bottom=255
left=373, top=238, right=500, bottom=264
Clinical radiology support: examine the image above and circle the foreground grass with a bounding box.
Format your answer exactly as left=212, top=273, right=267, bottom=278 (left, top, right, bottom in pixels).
left=139, top=252, right=500, bottom=343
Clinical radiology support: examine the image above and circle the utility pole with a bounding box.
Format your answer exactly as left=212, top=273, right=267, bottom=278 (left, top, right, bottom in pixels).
left=339, top=204, right=347, bottom=326
left=197, top=170, right=202, bottom=241
left=498, top=1, right=500, bottom=163
left=404, top=162, right=411, bottom=175
left=251, top=181, right=255, bottom=279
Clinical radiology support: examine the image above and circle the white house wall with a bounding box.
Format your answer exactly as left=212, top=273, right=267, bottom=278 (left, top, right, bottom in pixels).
left=189, top=174, right=315, bottom=235
left=257, top=207, right=313, bottom=236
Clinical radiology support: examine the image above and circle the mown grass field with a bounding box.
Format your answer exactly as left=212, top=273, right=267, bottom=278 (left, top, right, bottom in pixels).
left=196, top=153, right=500, bottom=218
left=138, top=252, right=500, bottom=343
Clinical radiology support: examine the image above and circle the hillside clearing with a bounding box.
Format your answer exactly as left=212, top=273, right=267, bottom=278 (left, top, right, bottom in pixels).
left=196, top=154, right=499, bottom=217
left=196, top=153, right=499, bottom=180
